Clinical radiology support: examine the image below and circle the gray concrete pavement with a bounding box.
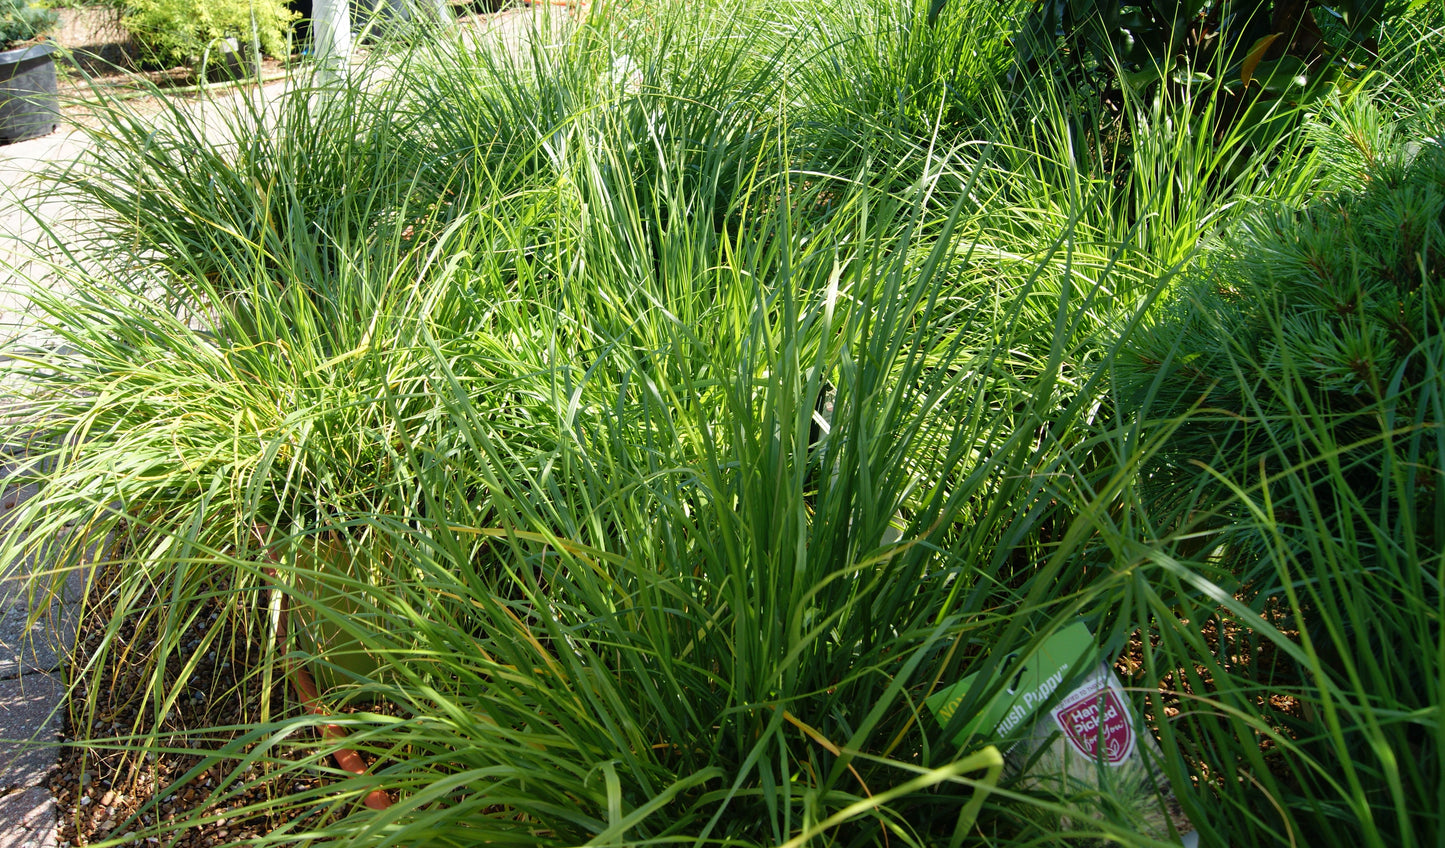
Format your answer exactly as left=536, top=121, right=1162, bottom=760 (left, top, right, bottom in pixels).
left=0, top=787, right=54, bottom=848
left=0, top=126, right=87, bottom=355
left=0, top=447, right=70, bottom=848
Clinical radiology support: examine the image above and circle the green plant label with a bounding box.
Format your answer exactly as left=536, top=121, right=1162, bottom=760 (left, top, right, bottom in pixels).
left=927, top=622, right=1201, bottom=846
left=925, top=621, right=1097, bottom=747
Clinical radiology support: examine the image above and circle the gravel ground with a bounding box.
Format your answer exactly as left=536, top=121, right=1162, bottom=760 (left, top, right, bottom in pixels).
left=47, top=562, right=333, bottom=847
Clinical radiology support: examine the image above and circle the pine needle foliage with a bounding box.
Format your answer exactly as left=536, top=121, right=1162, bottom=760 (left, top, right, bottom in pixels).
left=0, top=0, right=54, bottom=47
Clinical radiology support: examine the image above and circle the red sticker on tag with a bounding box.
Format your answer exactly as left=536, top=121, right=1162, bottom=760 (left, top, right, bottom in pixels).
left=1053, top=680, right=1135, bottom=765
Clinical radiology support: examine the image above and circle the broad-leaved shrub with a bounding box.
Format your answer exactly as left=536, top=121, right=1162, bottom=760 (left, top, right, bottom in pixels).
left=122, top=0, right=294, bottom=68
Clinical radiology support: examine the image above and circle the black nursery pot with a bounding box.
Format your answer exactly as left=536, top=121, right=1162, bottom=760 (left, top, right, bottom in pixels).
left=0, top=41, right=59, bottom=145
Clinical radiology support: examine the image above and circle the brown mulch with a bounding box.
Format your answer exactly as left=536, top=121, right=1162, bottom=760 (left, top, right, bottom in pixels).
left=1112, top=600, right=1313, bottom=797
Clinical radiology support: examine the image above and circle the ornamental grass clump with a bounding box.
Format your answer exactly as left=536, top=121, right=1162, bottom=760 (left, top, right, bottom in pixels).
left=2, top=0, right=1444, bottom=844
left=43, top=54, right=450, bottom=317
left=1, top=10, right=1182, bottom=840
left=0, top=50, right=481, bottom=740
left=789, top=0, right=1014, bottom=186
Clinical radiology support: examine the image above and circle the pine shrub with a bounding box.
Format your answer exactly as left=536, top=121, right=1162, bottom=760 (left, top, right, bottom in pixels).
left=1110, top=104, right=1444, bottom=844
left=0, top=0, right=57, bottom=47
left=1118, top=113, right=1444, bottom=567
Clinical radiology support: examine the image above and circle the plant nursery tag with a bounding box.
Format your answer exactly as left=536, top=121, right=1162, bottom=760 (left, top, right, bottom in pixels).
left=927, top=623, right=1201, bottom=847
left=1052, top=666, right=1136, bottom=764
left=926, top=621, right=1099, bottom=749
